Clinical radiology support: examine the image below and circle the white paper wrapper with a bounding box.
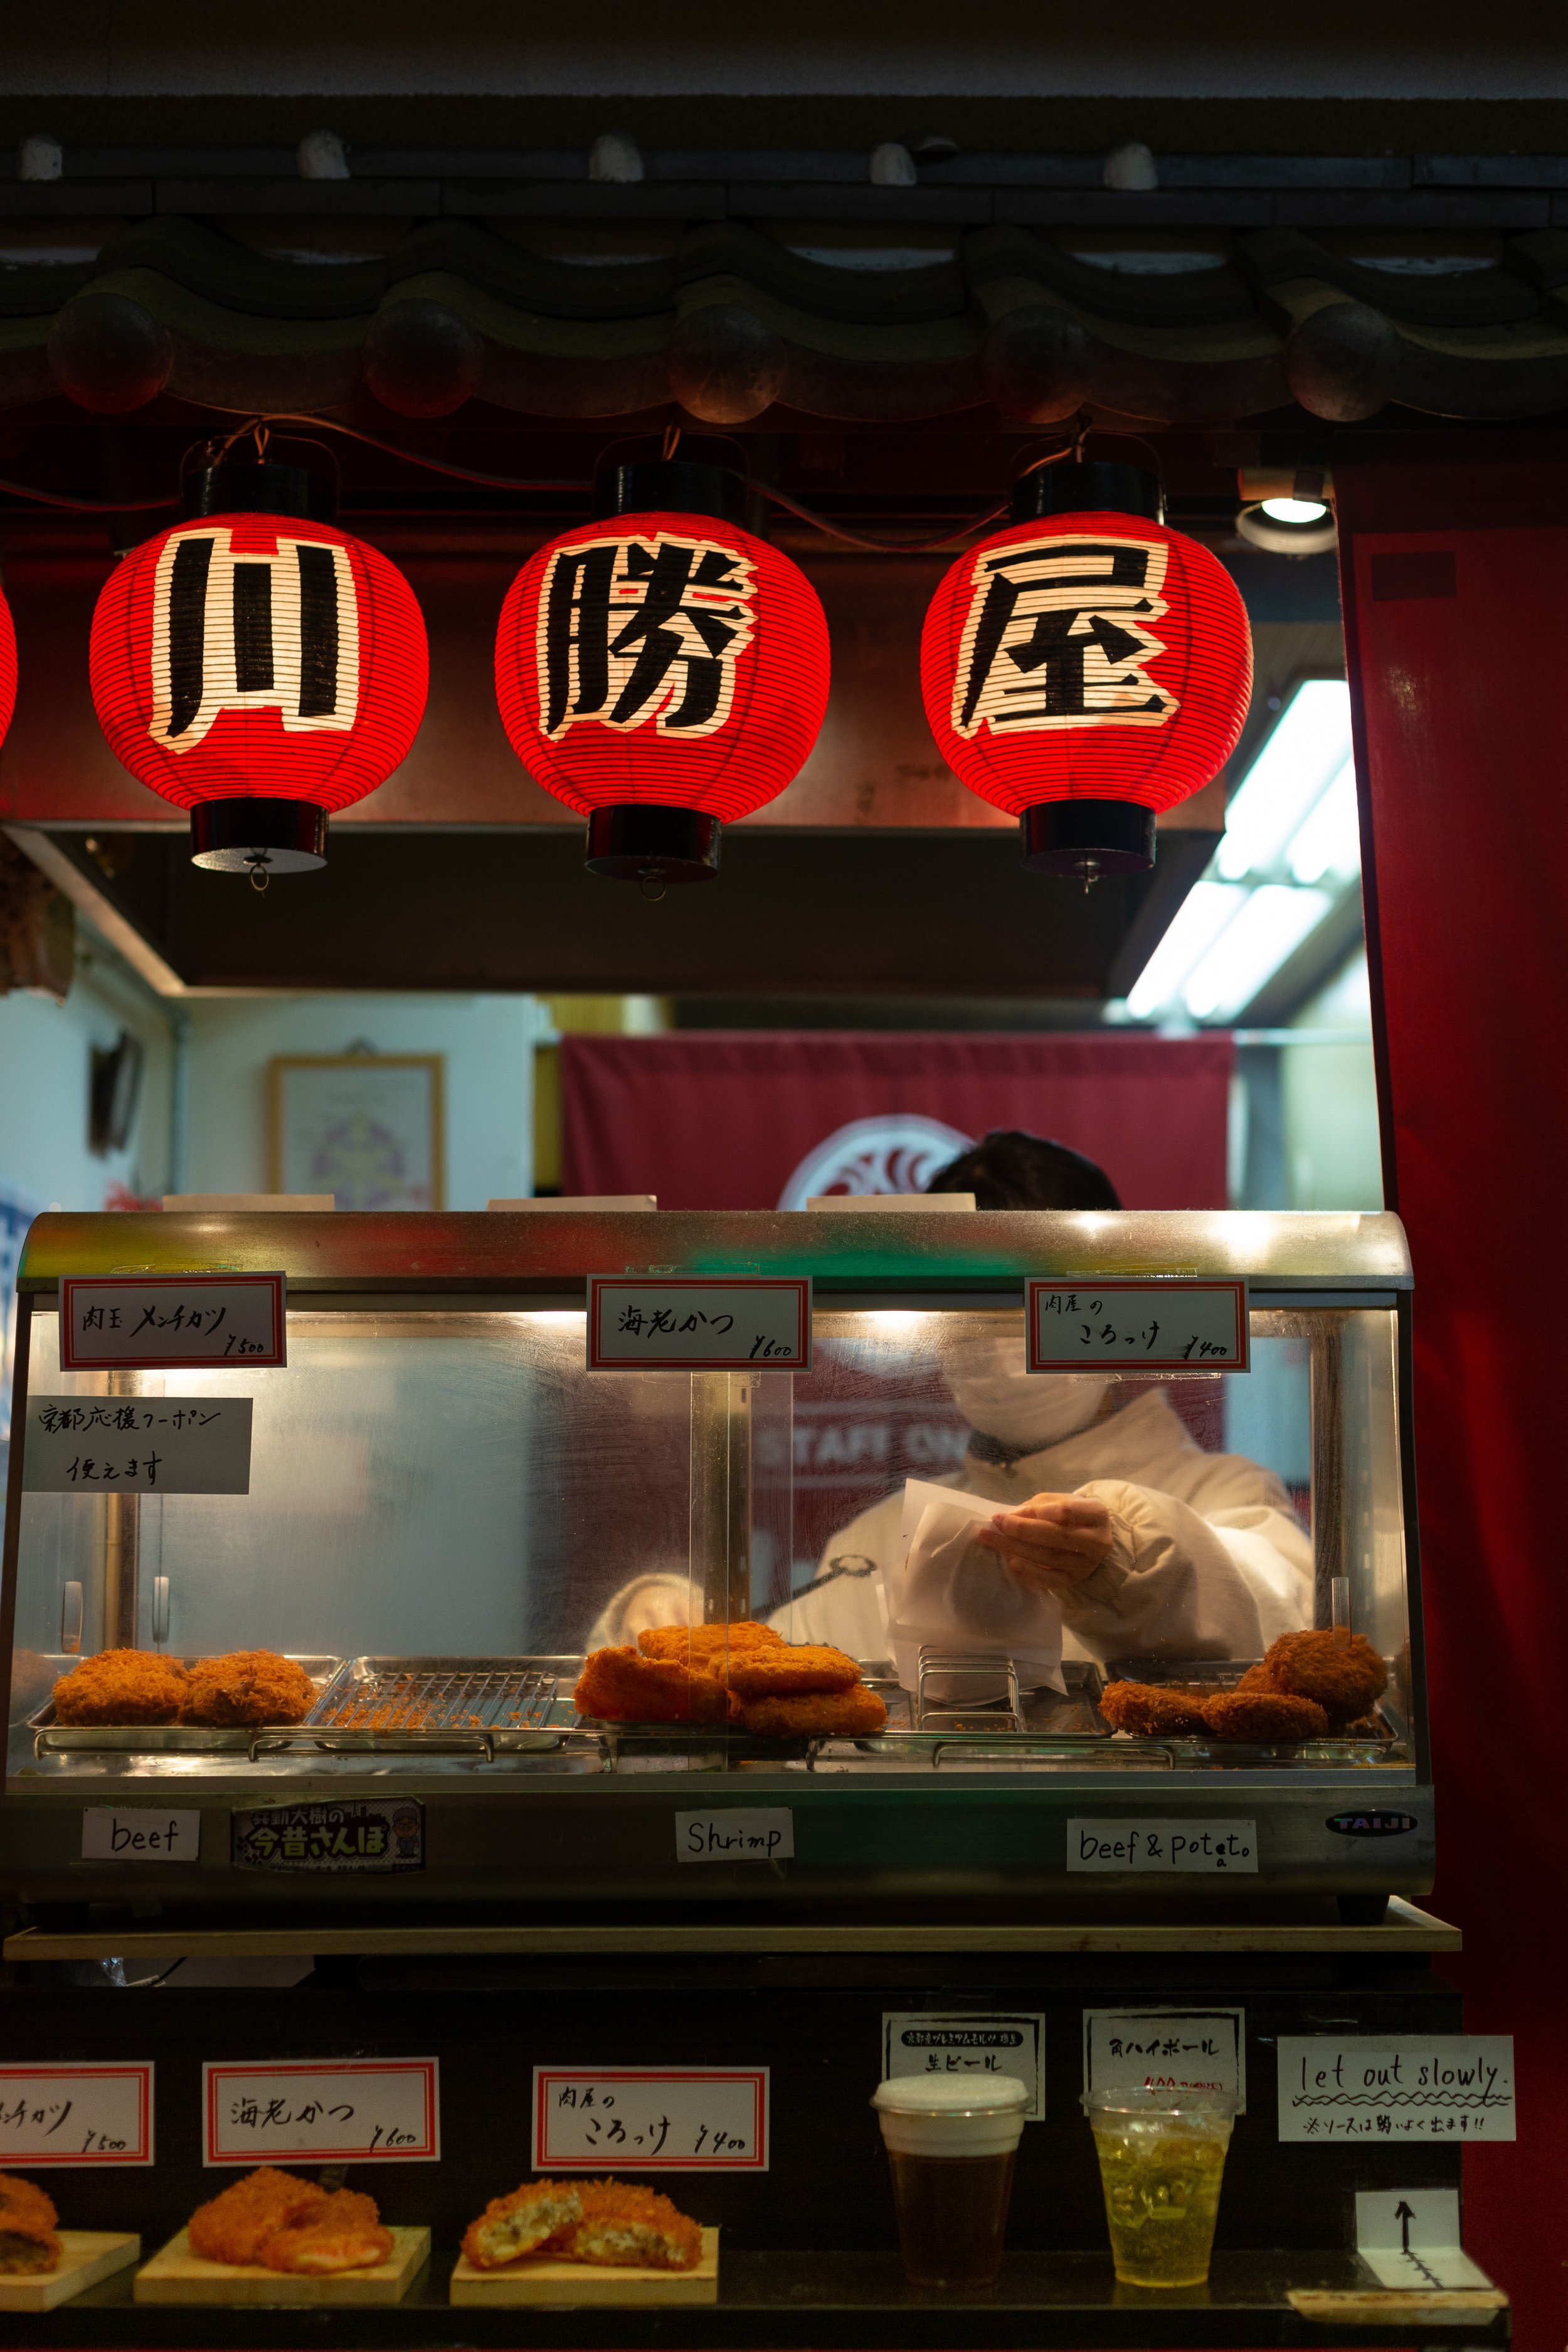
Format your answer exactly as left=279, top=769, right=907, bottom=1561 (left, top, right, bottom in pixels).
left=884, top=1479, right=1066, bottom=1698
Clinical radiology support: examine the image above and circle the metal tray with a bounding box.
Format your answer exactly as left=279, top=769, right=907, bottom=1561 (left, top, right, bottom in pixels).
left=31, top=1658, right=343, bottom=1754
left=283, top=1656, right=570, bottom=1753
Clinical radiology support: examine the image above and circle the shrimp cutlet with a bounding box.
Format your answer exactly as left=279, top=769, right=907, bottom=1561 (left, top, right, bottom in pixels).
left=1098, top=1680, right=1209, bottom=1738
left=574, top=1647, right=729, bottom=1725
left=725, top=1644, right=861, bottom=1700
left=1260, top=1631, right=1387, bottom=1724
left=52, top=1648, right=188, bottom=1727
left=183, top=1651, right=316, bottom=1728
left=638, top=1623, right=783, bottom=1667
left=462, top=2181, right=583, bottom=2269
left=564, top=2183, right=702, bottom=2271
left=741, top=1687, right=887, bottom=1738
left=188, top=2170, right=327, bottom=2265
left=259, top=2190, right=392, bottom=2275
left=0, top=2176, right=60, bottom=2274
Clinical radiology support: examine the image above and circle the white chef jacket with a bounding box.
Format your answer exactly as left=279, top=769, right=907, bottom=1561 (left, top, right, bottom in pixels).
left=585, top=1388, right=1312, bottom=1665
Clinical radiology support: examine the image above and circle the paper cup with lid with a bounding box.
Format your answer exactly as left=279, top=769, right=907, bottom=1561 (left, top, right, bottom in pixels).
left=872, top=2075, right=1029, bottom=2287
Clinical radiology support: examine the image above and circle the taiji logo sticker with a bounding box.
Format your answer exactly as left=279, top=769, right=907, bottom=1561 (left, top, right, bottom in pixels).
left=1325, top=1810, right=1419, bottom=1838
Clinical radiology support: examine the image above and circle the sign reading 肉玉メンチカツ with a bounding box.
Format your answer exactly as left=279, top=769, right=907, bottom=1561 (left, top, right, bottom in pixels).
left=588, top=1277, right=810, bottom=1371
left=882, top=2013, right=1046, bottom=2121
left=60, top=1274, right=286, bottom=1370
left=232, top=1799, right=424, bottom=1873
left=0, top=2065, right=154, bottom=2164
left=1277, top=2037, right=1515, bottom=2143
left=1027, top=1278, right=1248, bottom=1372
left=25, top=1398, right=253, bottom=1494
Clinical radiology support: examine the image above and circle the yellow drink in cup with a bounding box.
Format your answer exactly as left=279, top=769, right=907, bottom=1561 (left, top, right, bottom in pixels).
left=1083, top=2090, right=1236, bottom=2289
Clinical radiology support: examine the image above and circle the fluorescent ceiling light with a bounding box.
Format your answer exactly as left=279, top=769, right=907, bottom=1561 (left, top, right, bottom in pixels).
left=1261, top=496, right=1329, bottom=524
left=1182, top=884, right=1335, bottom=1020
left=1217, top=680, right=1353, bottom=881
left=1288, top=755, right=1360, bottom=884
left=1125, top=879, right=1248, bottom=1018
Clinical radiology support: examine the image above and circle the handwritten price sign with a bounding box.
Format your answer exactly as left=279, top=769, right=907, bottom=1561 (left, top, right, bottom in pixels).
left=60, top=1275, right=287, bottom=1371
left=588, top=1278, right=810, bottom=1372
left=1026, top=1278, right=1248, bottom=1372
left=533, top=2069, right=768, bottom=2171
left=203, top=2060, right=440, bottom=2166
left=0, top=2065, right=153, bottom=2165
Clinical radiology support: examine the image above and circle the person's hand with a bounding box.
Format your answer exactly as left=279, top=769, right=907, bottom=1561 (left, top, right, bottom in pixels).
left=974, top=1492, right=1115, bottom=1592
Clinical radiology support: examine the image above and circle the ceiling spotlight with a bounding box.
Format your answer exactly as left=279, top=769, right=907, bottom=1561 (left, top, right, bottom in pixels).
left=1234, top=467, right=1338, bottom=557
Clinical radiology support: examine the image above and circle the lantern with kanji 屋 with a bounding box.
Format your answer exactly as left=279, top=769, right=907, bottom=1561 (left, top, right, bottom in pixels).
left=90, top=456, right=428, bottom=877
left=921, top=460, right=1252, bottom=879
left=495, top=457, right=830, bottom=884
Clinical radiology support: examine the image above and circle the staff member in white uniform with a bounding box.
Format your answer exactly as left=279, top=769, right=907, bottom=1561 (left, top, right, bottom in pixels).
left=588, top=1131, right=1311, bottom=1665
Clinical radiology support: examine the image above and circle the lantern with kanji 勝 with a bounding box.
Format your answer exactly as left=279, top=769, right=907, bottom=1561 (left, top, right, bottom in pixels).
left=495, top=457, right=830, bottom=884
left=90, top=456, right=428, bottom=878
left=921, top=460, right=1252, bottom=879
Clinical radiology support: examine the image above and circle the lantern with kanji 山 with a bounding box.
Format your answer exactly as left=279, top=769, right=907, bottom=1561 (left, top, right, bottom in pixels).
left=495, top=457, right=830, bottom=884
left=921, top=460, right=1252, bottom=879
left=90, top=455, right=428, bottom=878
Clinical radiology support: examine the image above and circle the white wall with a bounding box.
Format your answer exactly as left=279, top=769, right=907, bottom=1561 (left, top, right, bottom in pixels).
left=1280, top=952, right=1384, bottom=1211
left=181, top=995, right=536, bottom=1208
left=0, top=946, right=172, bottom=1212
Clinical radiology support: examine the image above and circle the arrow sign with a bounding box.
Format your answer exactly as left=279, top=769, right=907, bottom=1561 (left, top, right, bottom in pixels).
left=1395, top=2199, right=1414, bottom=2254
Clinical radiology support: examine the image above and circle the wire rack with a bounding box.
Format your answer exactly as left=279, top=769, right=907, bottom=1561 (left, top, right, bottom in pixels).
left=305, top=1657, right=561, bottom=1736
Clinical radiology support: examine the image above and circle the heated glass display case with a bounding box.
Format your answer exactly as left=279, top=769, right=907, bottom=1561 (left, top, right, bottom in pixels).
left=0, top=1209, right=1428, bottom=1919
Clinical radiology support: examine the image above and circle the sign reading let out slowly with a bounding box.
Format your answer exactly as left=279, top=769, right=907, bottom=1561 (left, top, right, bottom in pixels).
left=59, top=1275, right=287, bottom=1370
left=588, top=1277, right=811, bottom=1370
left=1026, top=1278, right=1249, bottom=1372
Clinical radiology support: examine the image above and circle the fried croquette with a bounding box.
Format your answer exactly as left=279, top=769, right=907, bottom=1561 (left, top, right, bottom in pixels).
left=462, top=2181, right=584, bottom=2269
left=51, top=1648, right=189, bottom=1727
left=741, top=1685, right=888, bottom=1738
left=573, top=1646, right=731, bottom=1725
left=188, top=2170, right=327, bottom=2265
left=183, top=1651, right=317, bottom=1728
left=0, top=2176, right=60, bottom=2274
left=638, top=1622, right=784, bottom=1666
left=724, top=1643, right=861, bottom=1700
left=259, top=2190, right=393, bottom=2275
left=564, top=2183, right=702, bottom=2272
left=1202, top=1689, right=1330, bottom=1742
left=1261, top=1630, right=1387, bottom=1725
left=1098, top=1680, right=1209, bottom=1738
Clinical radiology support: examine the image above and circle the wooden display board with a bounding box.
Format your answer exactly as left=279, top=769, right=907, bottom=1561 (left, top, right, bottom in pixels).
left=134, top=2225, right=430, bottom=2305
left=0, top=2232, right=140, bottom=2312
left=449, top=2227, right=719, bottom=2306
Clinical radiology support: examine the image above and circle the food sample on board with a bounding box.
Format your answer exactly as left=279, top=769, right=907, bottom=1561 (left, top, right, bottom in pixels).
left=573, top=1648, right=730, bottom=1725
left=0, top=2177, right=62, bottom=2274
left=182, top=1651, right=316, bottom=1727
left=462, top=2180, right=701, bottom=2272
left=740, top=1686, right=888, bottom=1737
left=187, top=2171, right=391, bottom=2274
left=1098, top=1682, right=1209, bottom=1739
left=1254, top=1629, right=1389, bottom=1724
left=51, top=1650, right=189, bottom=1726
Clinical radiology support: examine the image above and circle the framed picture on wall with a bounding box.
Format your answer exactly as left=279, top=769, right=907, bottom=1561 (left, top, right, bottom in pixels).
left=268, top=1056, right=445, bottom=1210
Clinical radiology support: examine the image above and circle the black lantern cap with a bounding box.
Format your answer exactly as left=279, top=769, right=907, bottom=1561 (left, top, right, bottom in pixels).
left=190, top=798, right=328, bottom=877
left=1020, top=800, right=1157, bottom=879
left=1010, top=457, right=1165, bottom=526
left=594, top=455, right=746, bottom=524
left=585, top=806, right=721, bottom=887
left=183, top=455, right=337, bottom=524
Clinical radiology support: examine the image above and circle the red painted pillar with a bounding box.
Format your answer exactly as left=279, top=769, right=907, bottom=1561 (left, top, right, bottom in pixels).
left=1337, top=459, right=1568, bottom=2350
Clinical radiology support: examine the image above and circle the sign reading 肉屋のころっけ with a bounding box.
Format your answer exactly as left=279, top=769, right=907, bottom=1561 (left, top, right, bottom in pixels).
left=0, top=2065, right=153, bottom=2164
left=203, top=2060, right=439, bottom=2166
left=231, top=1800, right=423, bottom=1873
left=26, top=1398, right=253, bottom=1494
left=588, top=1278, right=810, bottom=1370
left=59, top=1276, right=285, bottom=1370
left=533, top=2069, right=768, bottom=2171
left=1027, top=1279, right=1248, bottom=1372
left=1276, top=2037, right=1515, bottom=2143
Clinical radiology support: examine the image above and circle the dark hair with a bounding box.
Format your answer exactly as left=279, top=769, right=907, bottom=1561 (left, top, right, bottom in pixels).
left=926, top=1129, right=1122, bottom=1212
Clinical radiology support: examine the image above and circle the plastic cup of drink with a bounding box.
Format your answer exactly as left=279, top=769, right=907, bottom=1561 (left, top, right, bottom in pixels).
left=872, top=2074, right=1028, bottom=2289
left=1083, top=2087, right=1237, bottom=2289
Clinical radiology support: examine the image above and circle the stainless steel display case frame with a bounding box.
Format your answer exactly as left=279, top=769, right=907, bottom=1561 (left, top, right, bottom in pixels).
left=0, top=1208, right=1431, bottom=1920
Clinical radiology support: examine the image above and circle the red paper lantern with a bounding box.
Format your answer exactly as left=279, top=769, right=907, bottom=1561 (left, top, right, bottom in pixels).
left=921, top=463, right=1252, bottom=877
left=0, top=586, right=15, bottom=753
left=495, top=460, right=830, bottom=882
left=90, top=458, right=427, bottom=876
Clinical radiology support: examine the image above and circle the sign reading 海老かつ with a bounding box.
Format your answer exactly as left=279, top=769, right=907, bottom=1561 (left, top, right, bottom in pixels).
left=232, top=1800, right=423, bottom=1873
left=588, top=1277, right=810, bottom=1371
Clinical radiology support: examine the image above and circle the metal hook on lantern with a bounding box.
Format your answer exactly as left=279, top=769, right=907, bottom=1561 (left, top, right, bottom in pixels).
left=246, top=856, right=271, bottom=895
